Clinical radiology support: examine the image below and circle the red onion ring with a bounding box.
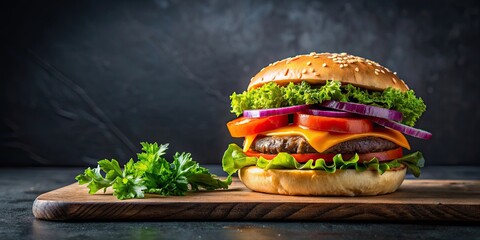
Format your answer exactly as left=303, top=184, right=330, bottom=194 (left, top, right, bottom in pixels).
left=305, top=109, right=356, bottom=118
left=243, top=105, right=310, bottom=118
left=371, top=117, right=432, bottom=140
left=321, top=100, right=403, bottom=122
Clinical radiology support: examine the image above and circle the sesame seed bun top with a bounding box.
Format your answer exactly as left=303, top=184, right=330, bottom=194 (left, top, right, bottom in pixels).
left=248, top=52, right=409, bottom=92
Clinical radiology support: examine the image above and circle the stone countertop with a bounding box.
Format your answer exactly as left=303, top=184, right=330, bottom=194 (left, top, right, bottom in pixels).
left=1, top=166, right=479, bottom=240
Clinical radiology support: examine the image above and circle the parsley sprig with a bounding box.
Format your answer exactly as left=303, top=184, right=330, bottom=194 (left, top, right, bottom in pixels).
left=76, top=142, right=232, bottom=200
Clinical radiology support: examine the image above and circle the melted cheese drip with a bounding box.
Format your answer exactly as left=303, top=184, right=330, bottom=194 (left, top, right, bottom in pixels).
left=243, top=125, right=410, bottom=153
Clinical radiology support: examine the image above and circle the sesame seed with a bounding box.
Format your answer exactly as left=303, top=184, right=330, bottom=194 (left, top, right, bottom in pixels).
left=302, top=69, right=307, bottom=74
left=394, top=72, right=397, bottom=75
left=340, top=52, right=347, bottom=56
left=310, top=68, right=315, bottom=73
left=355, top=67, right=359, bottom=72
left=344, top=63, right=348, bottom=67
left=381, top=69, right=385, bottom=74
left=250, top=77, right=254, bottom=82
left=284, top=68, right=289, bottom=76
left=340, top=64, right=344, bottom=68
left=367, top=62, right=372, bottom=65
left=314, top=72, right=320, bottom=76
left=374, top=71, right=379, bottom=75
left=322, top=63, right=327, bottom=67
left=392, top=78, right=397, bottom=84
left=261, top=67, right=265, bottom=72
left=307, top=61, right=312, bottom=66
left=309, top=52, right=316, bottom=56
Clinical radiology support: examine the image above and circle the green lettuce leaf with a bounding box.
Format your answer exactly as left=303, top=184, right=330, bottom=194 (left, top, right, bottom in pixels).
left=222, top=143, right=425, bottom=178
left=230, top=80, right=426, bottom=126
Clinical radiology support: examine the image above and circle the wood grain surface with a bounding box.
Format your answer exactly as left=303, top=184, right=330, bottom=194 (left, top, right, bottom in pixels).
left=32, top=178, right=480, bottom=221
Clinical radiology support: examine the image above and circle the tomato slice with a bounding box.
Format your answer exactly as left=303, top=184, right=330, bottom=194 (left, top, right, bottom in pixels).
left=227, top=115, right=289, bottom=137
left=294, top=112, right=373, bottom=133
left=245, top=147, right=403, bottom=163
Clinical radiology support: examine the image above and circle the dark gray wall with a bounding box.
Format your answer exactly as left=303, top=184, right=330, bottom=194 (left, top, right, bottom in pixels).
left=2, top=0, right=479, bottom=166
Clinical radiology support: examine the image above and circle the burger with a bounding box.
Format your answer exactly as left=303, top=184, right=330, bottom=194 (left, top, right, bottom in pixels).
left=222, top=52, right=431, bottom=196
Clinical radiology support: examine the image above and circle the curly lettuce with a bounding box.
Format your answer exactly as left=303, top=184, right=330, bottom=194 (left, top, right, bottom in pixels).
left=222, top=143, right=425, bottom=178
left=230, top=80, right=426, bottom=126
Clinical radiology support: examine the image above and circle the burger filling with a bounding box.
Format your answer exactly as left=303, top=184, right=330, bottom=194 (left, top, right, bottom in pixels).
left=252, top=136, right=398, bottom=154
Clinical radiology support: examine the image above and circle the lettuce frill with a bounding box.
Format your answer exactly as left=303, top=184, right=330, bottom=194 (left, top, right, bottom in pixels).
left=230, top=80, right=426, bottom=126
left=222, top=143, right=425, bottom=179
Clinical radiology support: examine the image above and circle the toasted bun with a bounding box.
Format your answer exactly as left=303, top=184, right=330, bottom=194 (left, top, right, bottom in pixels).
left=238, top=166, right=406, bottom=196
left=248, top=52, right=409, bottom=92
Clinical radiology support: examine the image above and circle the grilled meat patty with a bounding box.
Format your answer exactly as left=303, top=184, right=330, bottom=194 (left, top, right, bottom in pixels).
left=252, top=136, right=398, bottom=154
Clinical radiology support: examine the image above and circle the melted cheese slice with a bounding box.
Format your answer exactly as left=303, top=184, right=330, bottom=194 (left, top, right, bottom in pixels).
left=243, top=125, right=410, bottom=153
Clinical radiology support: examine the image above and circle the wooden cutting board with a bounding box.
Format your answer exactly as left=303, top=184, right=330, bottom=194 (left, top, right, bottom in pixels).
left=33, top=178, right=480, bottom=221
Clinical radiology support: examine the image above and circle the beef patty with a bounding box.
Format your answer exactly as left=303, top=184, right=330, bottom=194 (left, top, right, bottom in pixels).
left=252, top=136, right=398, bottom=154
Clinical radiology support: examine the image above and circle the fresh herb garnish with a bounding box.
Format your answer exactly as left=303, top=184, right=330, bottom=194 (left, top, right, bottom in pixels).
left=76, top=142, right=232, bottom=200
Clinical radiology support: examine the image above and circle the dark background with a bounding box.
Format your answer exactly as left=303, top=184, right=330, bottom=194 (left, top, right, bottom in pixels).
left=1, top=0, right=479, bottom=167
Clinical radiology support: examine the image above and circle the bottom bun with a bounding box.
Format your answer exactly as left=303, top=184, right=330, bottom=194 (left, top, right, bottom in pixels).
left=238, top=166, right=406, bottom=196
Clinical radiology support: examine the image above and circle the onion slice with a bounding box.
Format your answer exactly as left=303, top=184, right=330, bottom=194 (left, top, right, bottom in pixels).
left=371, top=117, right=432, bottom=140
left=321, top=100, right=403, bottom=122
left=243, top=105, right=310, bottom=118
left=305, top=109, right=356, bottom=118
